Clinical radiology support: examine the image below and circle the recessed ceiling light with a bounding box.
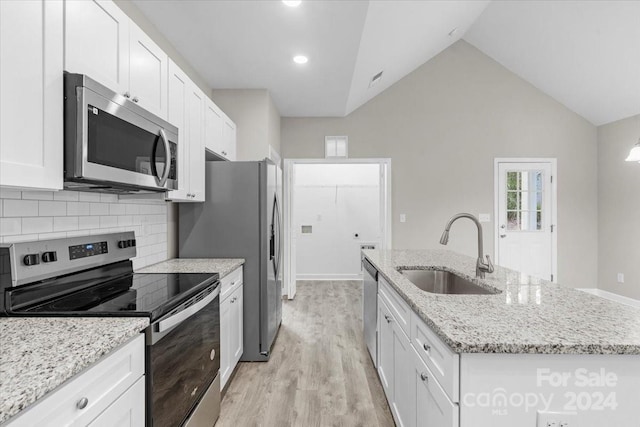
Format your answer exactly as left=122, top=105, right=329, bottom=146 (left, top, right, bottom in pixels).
left=282, top=0, right=301, bottom=7
left=293, top=55, right=308, bottom=64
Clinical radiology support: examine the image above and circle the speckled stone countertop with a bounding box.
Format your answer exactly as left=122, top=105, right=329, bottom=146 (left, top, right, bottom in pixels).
left=363, top=249, right=640, bottom=355
left=0, top=317, right=148, bottom=424
left=137, top=258, right=244, bottom=278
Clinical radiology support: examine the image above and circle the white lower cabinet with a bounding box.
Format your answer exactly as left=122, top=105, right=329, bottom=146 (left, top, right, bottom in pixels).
left=220, top=267, right=244, bottom=390
left=8, top=334, right=145, bottom=426
left=377, top=285, right=459, bottom=427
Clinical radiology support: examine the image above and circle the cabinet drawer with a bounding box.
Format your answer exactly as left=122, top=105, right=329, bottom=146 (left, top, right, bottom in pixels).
left=411, top=345, right=459, bottom=427
left=87, top=376, right=145, bottom=427
left=8, top=334, right=145, bottom=427
left=411, top=312, right=459, bottom=402
left=378, top=275, right=411, bottom=338
left=220, top=267, right=243, bottom=302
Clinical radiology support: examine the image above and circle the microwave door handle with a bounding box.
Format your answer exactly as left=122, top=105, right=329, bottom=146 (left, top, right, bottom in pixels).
left=157, top=286, right=220, bottom=333
left=157, top=129, right=171, bottom=187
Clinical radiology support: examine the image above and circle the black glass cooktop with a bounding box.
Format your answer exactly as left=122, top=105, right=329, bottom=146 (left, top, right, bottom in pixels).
left=16, top=273, right=219, bottom=321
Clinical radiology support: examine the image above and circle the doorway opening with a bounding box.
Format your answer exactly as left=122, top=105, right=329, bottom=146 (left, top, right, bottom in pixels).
left=283, top=159, right=392, bottom=299
left=494, top=158, right=557, bottom=282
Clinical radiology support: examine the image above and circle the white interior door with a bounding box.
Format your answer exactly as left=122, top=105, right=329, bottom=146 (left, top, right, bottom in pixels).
left=496, top=161, right=556, bottom=281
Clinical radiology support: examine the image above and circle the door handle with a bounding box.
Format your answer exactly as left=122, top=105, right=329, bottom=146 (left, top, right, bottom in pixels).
left=154, top=129, right=171, bottom=187
left=500, top=234, right=507, bottom=238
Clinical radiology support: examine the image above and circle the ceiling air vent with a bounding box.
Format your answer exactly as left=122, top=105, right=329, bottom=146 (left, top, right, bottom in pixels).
left=369, top=71, right=383, bottom=88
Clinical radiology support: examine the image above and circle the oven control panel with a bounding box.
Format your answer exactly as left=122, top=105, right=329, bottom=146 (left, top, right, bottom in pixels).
left=2, top=232, right=136, bottom=287
left=69, top=241, right=108, bottom=260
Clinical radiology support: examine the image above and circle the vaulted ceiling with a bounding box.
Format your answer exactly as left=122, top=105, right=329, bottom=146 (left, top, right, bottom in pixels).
left=133, top=0, right=640, bottom=125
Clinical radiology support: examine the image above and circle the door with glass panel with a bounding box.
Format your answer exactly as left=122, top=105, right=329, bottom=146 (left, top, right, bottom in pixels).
left=497, top=161, right=554, bottom=281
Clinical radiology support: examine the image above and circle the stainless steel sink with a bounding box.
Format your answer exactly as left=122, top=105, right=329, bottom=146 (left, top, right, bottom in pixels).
left=399, top=269, right=499, bottom=295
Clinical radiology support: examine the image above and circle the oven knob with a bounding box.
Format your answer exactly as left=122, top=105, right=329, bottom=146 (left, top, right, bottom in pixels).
left=128, top=239, right=136, bottom=247
left=210, top=349, right=216, bottom=361
left=42, top=251, right=57, bottom=263
left=23, top=254, right=40, bottom=266
left=118, top=240, right=129, bottom=249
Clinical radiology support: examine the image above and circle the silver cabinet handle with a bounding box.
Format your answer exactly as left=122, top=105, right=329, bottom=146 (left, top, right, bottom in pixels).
left=123, top=92, right=130, bottom=98
left=420, top=373, right=428, bottom=382
left=77, top=397, right=89, bottom=410
left=132, top=96, right=139, bottom=103
left=384, top=314, right=392, bottom=323
left=423, top=343, right=431, bottom=352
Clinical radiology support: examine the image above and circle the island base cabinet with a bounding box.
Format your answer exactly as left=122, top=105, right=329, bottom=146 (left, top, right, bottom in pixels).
left=411, top=346, right=459, bottom=427
left=459, top=353, right=640, bottom=427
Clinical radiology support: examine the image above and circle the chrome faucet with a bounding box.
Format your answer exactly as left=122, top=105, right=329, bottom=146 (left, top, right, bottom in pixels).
left=439, top=213, right=494, bottom=279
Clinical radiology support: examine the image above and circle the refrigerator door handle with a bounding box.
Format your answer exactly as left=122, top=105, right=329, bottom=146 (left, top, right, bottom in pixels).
left=274, top=194, right=282, bottom=279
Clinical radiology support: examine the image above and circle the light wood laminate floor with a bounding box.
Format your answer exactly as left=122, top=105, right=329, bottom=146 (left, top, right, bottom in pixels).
left=217, top=280, right=394, bottom=427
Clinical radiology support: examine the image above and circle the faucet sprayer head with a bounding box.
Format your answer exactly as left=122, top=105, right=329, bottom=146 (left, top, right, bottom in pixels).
left=439, top=230, right=449, bottom=245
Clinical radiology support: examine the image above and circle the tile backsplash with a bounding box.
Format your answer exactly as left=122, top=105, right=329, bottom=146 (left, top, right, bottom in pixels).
left=0, top=189, right=168, bottom=270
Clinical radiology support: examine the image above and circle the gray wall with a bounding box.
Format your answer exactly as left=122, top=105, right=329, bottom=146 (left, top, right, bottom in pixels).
left=212, top=89, right=282, bottom=161
left=282, top=41, right=599, bottom=288
left=597, top=115, right=640, bottom=299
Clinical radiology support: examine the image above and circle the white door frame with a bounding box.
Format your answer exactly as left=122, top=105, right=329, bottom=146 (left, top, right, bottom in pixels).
left=283, top=158, right=392, bottom=299
left=494, top=158, right=558, bottom=282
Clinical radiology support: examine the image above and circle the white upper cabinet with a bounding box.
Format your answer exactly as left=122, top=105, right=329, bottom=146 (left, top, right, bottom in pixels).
left=64, top=0, right=129, bottom=95
left=64, top=0, right=168, bottom=119
left=166, top=59, right=205, bottom=203
left=166, top=60, right=189, bottom=201
left=186, top=83, right=205, bottom=202
left=0, top=0, right=64, bottom=191
left=223, top=117, right=237, bottom=161
left=128, top=22, right=168, bottom=119
left=204, top=99, right=236, bottom=161
left=204, top=98, right=225, bottom=156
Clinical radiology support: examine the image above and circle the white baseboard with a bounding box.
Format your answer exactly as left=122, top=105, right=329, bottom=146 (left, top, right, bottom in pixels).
left=577, top=288, right=640, bottom=308
left=296, top=273, right=363, bottom=281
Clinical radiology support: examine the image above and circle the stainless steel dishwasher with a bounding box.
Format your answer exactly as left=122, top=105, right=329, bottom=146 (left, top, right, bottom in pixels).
left=363, top=258, right=378, bottom=367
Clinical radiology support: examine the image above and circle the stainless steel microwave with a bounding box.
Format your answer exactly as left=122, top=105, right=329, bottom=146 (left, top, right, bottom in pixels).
left=63, top=73, right=178, bottom=194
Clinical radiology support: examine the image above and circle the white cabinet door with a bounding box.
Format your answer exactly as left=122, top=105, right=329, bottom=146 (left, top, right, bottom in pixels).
left=64, top=0, right=129, bottom=95
left=412, top=346, right=459, bottom=427
left=204, top=98, right=224, bottom=156
left=230, top=285, right=244, bottom=364
left=186, top=84, right=205, bottom=201
left=87, top=377, right=145, bottom=427
left=220, top=295, right=232, bottom=389
left=0, top=0, right=63, bottom=191
left=223, top=117, right=237, bottom=161
left=128, top=22, right=168, bottom=119
left=166, top=60, right=189, bottom=201
left=392, top=321, right=415, bottom=427
left=378, top=296, right=394, bottom=401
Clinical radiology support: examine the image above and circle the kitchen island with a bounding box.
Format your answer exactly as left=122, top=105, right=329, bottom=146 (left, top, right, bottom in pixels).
left=362, top=249, right=640, bottom=427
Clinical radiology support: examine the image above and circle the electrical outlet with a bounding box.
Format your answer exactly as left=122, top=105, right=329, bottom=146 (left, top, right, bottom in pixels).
left=617, top=273, right=624, bottom=283
left=400, top=214, right=406, bottom=223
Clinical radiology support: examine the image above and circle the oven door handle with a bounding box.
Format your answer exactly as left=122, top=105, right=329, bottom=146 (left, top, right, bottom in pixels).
left=157, top=286, right=220, bottom=333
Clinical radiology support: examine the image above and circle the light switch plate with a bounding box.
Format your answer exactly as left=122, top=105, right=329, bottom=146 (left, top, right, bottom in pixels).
left=479, top=213, right=491, bottom=223
left=617, top=273, right=624, bottom=283
left=400, top=214, right=406, bottom=223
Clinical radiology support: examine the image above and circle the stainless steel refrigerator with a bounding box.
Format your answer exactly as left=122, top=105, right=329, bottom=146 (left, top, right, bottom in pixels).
left=179, top=159, right=282, bottom=361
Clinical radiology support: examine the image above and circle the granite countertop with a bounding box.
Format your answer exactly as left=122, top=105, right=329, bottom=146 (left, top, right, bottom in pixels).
left=363, top=249, right=640, bottom=355
left=137, top=258, right=245, bottom=278
left=0, top=317, right=149, bottom=425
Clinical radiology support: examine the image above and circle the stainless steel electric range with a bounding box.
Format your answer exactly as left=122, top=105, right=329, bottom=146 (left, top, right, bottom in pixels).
left=0, top=232, right=220, bottom=427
